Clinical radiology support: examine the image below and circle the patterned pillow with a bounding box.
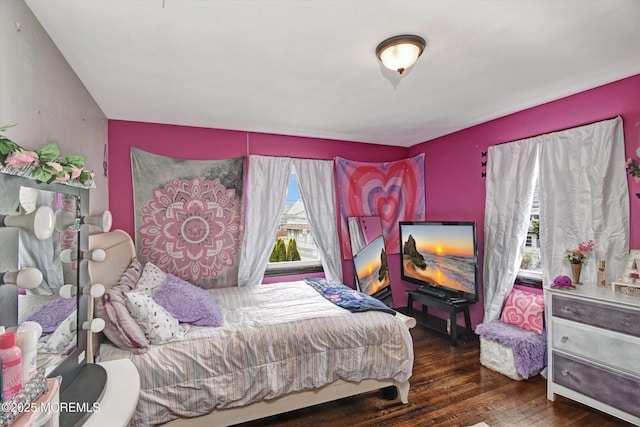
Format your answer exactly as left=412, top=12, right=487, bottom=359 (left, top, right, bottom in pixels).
left=135, top=262, right=167, bottom=295
left=500, top=289, right=544, bottom=334
left=94, top=258, right=150, bottom=353
left=126, top=291, right=189, bottom=345
left=153, top=274, right=223, bottom=327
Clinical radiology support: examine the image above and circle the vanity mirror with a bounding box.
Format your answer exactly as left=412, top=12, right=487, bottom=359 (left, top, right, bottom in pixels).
left=0, top=173, right=84, bottom=374
left=347, top=216, right=383, bottom=255
left=347, top=216, right=393, bottom=306
left=0, top=172, right=107, bottom=426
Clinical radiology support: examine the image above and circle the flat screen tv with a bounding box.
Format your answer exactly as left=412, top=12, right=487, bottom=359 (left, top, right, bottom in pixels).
left=399, top=221, right=479, bottom=301
left=353, top=234, right=391, bottom=297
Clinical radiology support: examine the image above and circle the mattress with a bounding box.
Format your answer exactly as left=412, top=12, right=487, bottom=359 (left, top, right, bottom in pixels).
left=97, top=281, right=414, bottom=426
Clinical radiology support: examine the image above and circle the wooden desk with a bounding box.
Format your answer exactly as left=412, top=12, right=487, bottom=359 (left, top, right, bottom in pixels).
left=406, top=290, right=474, bottom=347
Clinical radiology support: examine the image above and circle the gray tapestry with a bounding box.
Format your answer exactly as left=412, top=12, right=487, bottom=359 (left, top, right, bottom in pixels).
left=131, top=148, right=244, bottom=289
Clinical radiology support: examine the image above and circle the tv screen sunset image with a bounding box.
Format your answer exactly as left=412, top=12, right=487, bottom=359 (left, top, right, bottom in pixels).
left=401, top=224, right=476, bottom=294
left=353, top=235, right=390, bottom=296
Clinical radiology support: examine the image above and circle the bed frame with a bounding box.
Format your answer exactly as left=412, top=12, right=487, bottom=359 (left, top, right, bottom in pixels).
left=86, top=230, right=415, bottom=427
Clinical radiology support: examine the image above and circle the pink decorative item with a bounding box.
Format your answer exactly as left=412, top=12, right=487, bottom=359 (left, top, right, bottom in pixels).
left=132, top=148, right=245, bottom=289
left=500, top=289, right=545, bottom=334
left=551, top=275, right=575, bottom=289
left=336, top=154, right=425, bottom=257
left=4, top=150, right=38, bottom=167
left=138, top=177, right=242, bottom=285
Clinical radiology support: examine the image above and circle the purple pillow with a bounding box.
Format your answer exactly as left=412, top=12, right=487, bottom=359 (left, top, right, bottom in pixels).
left=23, top=297, right=75, bottom=334
left=153, top=274, right=223, bottom=327
left=94, top=258, right=150, bottom=353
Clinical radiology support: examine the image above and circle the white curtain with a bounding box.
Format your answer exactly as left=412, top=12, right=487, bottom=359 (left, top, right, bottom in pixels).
left=483, top=139, right=540, bottom=322
left=539, top=117, right=628, bottom=286
left=238, top=155, right=344, bottom=285
left=292, top=158, right=343, bottom=282
left=238, top=155, right=291, bottom=286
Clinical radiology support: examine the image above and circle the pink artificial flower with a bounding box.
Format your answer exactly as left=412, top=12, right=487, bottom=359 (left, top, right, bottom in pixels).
left=4, top=150, right=38, bottom=167
left=70, top=165, right=83, bottom=180
left=626, top=158, right=633, bottom=167
left=54, top=171, right=70, bottom=183
left=577, top=240, right=595, bottom=255
left=46, top=161, right=63, bottom=172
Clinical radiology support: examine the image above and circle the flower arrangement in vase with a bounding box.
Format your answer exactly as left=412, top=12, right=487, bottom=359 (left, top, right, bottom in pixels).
left=565, top=240, right=595, bottom=284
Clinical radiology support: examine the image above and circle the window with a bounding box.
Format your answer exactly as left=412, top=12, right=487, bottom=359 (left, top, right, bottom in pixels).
left=265, top=166, right=322, bottom=276
left=517, top=178, right=542, bottom=287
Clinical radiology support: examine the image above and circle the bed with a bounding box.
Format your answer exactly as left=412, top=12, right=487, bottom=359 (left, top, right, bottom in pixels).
left=86, top=230, right=415, bottom=427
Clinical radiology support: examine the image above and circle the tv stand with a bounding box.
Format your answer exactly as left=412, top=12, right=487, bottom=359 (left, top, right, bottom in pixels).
left=405, top=290, right=474, bottom=346
left=416, top=285, right=448, bottom=300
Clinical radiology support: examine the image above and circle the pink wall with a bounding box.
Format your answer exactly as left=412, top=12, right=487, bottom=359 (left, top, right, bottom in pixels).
left=109, top=74, right=640, bottom=328
left=409, top=73, right=640, bottom=329
left=107, top=120, right=408, bottom=301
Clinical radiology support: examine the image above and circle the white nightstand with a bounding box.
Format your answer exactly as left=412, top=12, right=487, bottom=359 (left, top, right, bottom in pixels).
left=83, top=359, right=140, bottom=427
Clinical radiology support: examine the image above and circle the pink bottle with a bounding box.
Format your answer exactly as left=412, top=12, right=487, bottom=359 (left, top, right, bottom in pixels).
left=0, top=332, right=23, bottom=401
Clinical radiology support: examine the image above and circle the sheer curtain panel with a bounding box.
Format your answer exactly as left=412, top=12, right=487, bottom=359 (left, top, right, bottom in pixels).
left=292, top=158, right=343, bottom=282
left=539, top=117, right=628, bottom=286
left=483, top=139, right=540, bottom=322
left=238, top=155, right=291, bottom=286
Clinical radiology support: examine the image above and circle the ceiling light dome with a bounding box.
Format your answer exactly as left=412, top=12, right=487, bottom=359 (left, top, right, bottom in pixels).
left=376, top=35, right=426, bottom=74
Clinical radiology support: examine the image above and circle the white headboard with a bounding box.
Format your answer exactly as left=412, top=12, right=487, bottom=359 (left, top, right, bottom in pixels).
left=86, top=229, right=136, bottom=361
left=88, top=229, right=136, bottom=290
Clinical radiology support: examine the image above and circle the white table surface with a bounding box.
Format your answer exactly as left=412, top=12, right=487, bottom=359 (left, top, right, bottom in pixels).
left=82, top=359, right=139, bottom=427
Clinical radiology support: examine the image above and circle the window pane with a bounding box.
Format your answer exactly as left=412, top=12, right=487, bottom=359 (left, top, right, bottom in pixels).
left=519, top=179, right=542, bottom=280
left=266, top=167, right=321, bottom=274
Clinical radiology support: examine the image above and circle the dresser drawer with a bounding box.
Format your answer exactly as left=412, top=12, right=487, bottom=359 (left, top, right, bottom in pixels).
left=553, top=352, right=640, bottom=417
left=552, top=295, right=640, bottom=338
left=552, top=319, right=640, bottom=375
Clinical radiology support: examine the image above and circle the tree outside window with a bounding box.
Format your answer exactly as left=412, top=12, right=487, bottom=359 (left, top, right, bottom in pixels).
left=266, top=167, right=321, bottom=275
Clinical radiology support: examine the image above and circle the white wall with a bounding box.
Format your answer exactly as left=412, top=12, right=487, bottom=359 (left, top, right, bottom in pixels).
left=0, top=0, right=108, bottom=213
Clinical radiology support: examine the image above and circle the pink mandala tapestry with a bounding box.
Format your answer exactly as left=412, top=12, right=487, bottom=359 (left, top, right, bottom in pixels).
left=131, top=148, right=244, bottom=289
left=336, top=154, right=425, bottom=257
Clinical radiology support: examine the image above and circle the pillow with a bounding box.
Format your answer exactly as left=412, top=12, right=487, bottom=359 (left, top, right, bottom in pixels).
left=23, top=297, right=75, bottom=334
left=94, top=258, right=150, bottom=353
left=153, top=274, right=223, bottom=326
left=126, top=291, right=189, bottom=345
left=135, top=262, right=167, bottom=295
left=500, top=288, right=544, bottom=334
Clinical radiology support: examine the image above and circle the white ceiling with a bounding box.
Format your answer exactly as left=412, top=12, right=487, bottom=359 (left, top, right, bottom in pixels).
left=25, top=0, right=640, bottom=147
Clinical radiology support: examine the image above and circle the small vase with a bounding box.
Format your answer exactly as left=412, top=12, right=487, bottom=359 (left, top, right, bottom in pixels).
left=571, top=263, right=582, bottom=285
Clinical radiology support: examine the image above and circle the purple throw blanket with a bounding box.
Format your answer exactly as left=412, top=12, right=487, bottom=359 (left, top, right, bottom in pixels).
left=304, top=277, right=396, bottom=315
left=475, top=319, right=547, bottom=379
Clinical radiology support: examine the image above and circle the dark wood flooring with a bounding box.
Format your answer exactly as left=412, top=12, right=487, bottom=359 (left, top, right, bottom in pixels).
left=240, top=321, right=632, bottom=427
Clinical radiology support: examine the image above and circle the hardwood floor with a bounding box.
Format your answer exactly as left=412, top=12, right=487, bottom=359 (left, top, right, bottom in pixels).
left=240, top=324, right=632, bottom=427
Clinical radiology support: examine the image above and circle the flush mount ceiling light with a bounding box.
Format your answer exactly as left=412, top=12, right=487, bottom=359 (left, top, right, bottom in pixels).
left=376, top=35, right=426, bottom=74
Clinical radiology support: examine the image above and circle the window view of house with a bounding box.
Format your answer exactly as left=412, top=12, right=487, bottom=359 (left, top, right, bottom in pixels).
left=519, top=179, right=542, bottom=280
left=266, top=167, right=321, bottom=273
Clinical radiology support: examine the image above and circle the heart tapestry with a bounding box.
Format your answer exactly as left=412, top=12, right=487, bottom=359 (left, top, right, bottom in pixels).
left=335, top=154, right=425, bottom=258
left=131, top=148, right=244, bottom=289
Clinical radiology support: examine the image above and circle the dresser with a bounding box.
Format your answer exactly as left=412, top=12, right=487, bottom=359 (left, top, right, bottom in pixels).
left=546, top=284, right=640, bottom=425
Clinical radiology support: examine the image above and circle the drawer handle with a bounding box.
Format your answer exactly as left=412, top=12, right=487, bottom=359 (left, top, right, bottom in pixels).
left=561, top=369, right=577, bottom=381
left=561, top=306, right=573, bottom=313
left=561, top=336, right=569, bottom=343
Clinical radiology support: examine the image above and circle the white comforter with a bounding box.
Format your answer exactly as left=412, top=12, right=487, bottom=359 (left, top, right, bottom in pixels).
left=97, top=281, right=414, bottom=426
